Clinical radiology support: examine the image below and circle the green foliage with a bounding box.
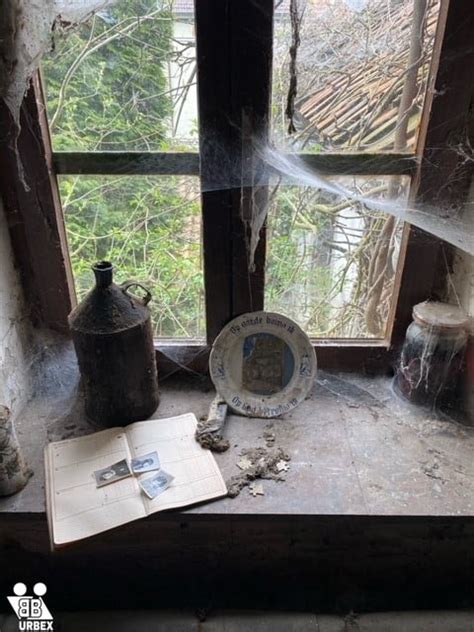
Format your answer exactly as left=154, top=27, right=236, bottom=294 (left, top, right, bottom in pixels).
left=43, top=1, right=205, bottom=338
left=43, top=0, right=394, bottom=341
left=61, top=175, right=204, bottom=338
left=265, top=187, right=335, bottom=334
left=43, top=0, right=173, bottom=151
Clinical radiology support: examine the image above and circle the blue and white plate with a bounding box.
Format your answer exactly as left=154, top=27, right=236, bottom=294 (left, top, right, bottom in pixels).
left=209, top=311, right=317, bottom=418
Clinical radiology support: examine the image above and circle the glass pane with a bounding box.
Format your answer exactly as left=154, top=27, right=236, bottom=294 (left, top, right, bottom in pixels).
left=273, top=0, right=440, bottom=152
left=265, top=176, right=409, bottom=338
left=60, top=176, right=204, bottom=339
left=43, top=0, right=198, bottom=151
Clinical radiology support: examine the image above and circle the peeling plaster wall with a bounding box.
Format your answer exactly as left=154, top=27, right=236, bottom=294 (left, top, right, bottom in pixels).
left=0, top=197, right=32, bottom=412
left=452, top=244, right=474, bottom=418
left=450, top=179, right=474, bottom=321
left=450, top=179, right=474, bottom=418
left=452, top=250, right=474, bottom=321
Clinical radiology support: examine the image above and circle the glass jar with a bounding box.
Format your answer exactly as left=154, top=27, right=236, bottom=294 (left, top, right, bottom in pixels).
left=395, top=301, right=470, bottom=407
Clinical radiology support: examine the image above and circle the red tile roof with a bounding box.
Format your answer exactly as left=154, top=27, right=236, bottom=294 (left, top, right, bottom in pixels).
left=296, top=2, right=439, bottom=151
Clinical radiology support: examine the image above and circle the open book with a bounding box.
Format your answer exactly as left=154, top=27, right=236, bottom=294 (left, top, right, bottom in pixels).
left=45, top=413, right=227, bottom=547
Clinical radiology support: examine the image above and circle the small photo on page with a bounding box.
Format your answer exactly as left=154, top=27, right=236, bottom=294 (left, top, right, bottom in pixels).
left=139, top=470, right=174, bottom=499
left=94, top=459, right=132, bottom=488
left=131, top=451, right=160, bottom=474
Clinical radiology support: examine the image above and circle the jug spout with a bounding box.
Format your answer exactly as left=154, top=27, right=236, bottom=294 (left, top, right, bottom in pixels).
left=93, top=261, right=114, bottom=288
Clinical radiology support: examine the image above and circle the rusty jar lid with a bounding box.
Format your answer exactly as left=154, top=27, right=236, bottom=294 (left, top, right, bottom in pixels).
left=412, top=301, right=470, bottom=331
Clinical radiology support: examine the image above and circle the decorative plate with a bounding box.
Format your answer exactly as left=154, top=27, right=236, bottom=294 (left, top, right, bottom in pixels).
left=209, top=311, right=317, bottom=418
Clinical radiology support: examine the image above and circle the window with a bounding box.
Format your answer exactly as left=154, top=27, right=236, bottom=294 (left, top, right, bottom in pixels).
left=267, top=0, right=440, bottom=341
left=57, top=175, right=204, bottom=339
left=1, top=0, right=472, bottom=373
left=272, top=0, right=439, bottom=153
left=43, top=0, right=198, bottom=152
left=265, top=177, right=410, bottom=338
left=42, top=0, right=203, bottom=340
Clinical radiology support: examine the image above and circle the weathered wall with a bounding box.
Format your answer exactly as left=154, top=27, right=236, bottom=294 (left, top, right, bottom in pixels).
left=0, top=197, right=31, bottom=411
left=453, top=247, right=474, bottom=420
left=452, top=249, right=474, bottom=319
left=450, top=179, right=474, bottom=419
left=453, top=179, right=474, bottom=317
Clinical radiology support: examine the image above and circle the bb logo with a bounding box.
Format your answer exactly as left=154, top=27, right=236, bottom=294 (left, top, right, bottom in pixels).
left=7, top=583, right=54, bottom=630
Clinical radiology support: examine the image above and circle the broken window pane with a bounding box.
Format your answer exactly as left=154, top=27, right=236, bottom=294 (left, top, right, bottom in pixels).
left=59, top=176, right=205, bottom=339
left=273, top=0, right=440, bottom=152
left=42, top=0, right=198, bottom=151
left=264, top=176, right=410, bottom=338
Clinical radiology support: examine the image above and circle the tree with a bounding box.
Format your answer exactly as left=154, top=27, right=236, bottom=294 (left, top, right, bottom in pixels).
left=43, top=0, right=438, bottom=340
left=45, top=0, right=172, bottom=151
left=267, top=0, right=437, bottom=337
left=43, top=0, right=205, bottom=338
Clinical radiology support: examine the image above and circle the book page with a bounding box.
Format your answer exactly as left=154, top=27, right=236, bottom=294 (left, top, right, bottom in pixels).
left=126, top=413, right=227, bottom=515
left=46, top=428, right=146, bottom=546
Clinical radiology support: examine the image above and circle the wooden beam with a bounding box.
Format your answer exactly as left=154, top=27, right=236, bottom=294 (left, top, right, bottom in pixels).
left=229, top=0, right=273, bottom=316
left=195, top=0, right=234, bottom=343
left=155, top=341, right=391, bottom=379
left=53, top=151, right=415, bottom=177
left=0, top=76, right=75, bottom=332
left=3, top=513, right=474, bottom=612
left=196, top=0, right=273, bottom=342
left=297, top=153, right=416, bottom=176
left=54, top=152, right=200, bottom=176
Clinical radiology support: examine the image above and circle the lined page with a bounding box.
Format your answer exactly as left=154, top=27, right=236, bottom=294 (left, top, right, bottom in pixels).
left=126, top=413, right=227, bottom=515
left=46, top=428, right=145, bottom=546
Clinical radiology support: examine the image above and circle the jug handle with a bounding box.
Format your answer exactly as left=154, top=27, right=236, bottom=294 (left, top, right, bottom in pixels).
left=122, top=282, right=152, bottom=306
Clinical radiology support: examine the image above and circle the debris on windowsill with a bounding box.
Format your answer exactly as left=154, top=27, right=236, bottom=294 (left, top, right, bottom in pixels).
left=195, top=395, right=230, bottom=453
left=263, top=423, right=276, bottom=447
left=249, top=481, right=265, bottom=497
left=276, top=459, right=290, bottom=473
left=237, top=457, right=253, bottom=471
left=227, top=447, right=291, bottom=498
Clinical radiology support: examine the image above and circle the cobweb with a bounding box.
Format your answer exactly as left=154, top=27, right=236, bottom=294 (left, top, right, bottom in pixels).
left=0, top=0, right=116, bottom=125
left=0, top=0, right=474, bottom=337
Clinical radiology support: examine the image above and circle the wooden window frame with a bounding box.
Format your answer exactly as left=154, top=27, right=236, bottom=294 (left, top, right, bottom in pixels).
left=0, top=0, right=472, bottom=377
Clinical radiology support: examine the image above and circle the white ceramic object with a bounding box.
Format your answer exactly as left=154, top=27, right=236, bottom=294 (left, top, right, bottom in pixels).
left=209, top=311, right=317, bottom=418
left=0, top=405, right=32, bottom=496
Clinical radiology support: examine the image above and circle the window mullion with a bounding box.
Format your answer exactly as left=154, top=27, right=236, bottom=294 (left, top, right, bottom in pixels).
left=229, top=0, right=274, bottom=318
left=195, top=0, right=234, bottom=343
left=196, top=0, right=273, bottom=343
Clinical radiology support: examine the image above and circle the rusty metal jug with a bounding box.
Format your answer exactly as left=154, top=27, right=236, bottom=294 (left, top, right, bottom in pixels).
left=69, top=261, right=159, bottom=426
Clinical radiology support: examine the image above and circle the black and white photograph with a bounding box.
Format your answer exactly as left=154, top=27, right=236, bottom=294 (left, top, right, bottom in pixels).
left=94, top=459, right=132, bottom=488
left=139, top=470, right=174, bottom=500
left=131, top=451, right=160, bottom=474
